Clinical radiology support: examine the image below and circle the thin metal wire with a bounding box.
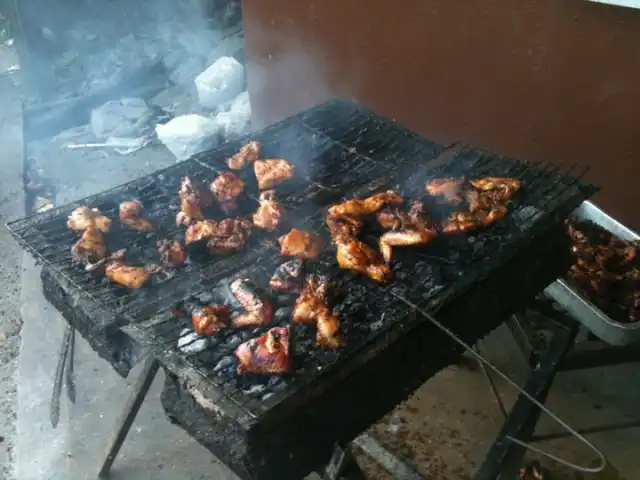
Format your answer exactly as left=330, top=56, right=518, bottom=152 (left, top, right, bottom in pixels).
left=389, top=292, right=607, bottom=475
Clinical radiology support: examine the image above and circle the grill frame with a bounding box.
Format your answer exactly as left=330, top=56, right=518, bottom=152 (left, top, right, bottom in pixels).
left=13, top=98, right=600, bottom=479
left=157, top=217, right=574, bottom=480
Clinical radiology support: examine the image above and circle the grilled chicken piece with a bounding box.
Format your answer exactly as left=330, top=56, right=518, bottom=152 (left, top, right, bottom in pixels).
left=71, top=222, right=107, bottom=263
left=177, top=176, right=205, bottom=226
left=157, top=239, right=187, bottom=267
left=335, top=236, right=392, bottom=283
left=207, top=218, right=253, bottom=254
left=470, top=177, right=521, bottom=202
left=234, top=326, right=292, bottom=375
left=67, top=206, right=112, bottom=233
left=119, top=200, right=155, bottom=232
left=227, top=141, right=261, bottom=170
left=189, top=303, right=232, bottom=336
left=292, top=274, right=341, bottom=348
left=270, top=259, right=304, bottom=293
left=425, top=178, right=465, bottom=206
left=89, top=250, right=162, bottom=289
left=254, top=159, right=294, bottom=190
left=380, top=228, right=438, bottom=264
left=441, top=211, right=479, bottom=234
left=230, top=278, right=274, bottom=327
left=185, top=219, right=218, bottom=245
left=252, top=190, right=284, bottom=231
left=474, top=204, right=508, bottom=225
left=210, top=172, right=245, bottom=211
left=327, top=190, right=404, bottom=225
left=279, top=229, right=324, bottom=259
left=376, top=208, right=406, bottom=230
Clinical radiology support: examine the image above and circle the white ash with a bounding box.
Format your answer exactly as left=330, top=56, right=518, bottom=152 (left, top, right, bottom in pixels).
left=213, top=90, right=251, bottom=140
left=213, top=356, right=235, bottom=373
left=514, top=205, right=543, bottom=230
left=177, top=329, right=210, bottom=354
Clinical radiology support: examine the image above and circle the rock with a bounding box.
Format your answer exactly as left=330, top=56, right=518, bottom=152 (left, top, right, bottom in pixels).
left=90, top=98, right=154, bottom=140
left=155, top=114, right=220, bottom=161
left=194, top=56, right=244, bottom=108
left=213, top=90, right=251, bottom=140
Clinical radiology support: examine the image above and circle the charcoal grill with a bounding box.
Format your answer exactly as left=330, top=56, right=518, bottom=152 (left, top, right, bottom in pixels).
left=9, top=99, right=599, bottom=479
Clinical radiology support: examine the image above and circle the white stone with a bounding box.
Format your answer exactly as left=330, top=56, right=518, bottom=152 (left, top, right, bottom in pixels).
left=90, top=98, right=153, bottom=140
left=194, top=56, right=244, bottom=108
left=156, top=114, right=220, bottom=161
left=214, top=90, right=251, bottom=140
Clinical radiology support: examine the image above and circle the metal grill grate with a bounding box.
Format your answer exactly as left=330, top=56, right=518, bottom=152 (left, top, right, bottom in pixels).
left=126, top=145, right=598, bottom=423
left=9, top=101, right=444, bottom=328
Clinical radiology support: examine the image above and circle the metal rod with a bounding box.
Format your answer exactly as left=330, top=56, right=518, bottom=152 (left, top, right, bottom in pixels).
left=50, top=323, right=73, bottom=428
left=531, top=419, right=640, bottom=443
left=389, top=292, right=607, bottom=476
left=352, top=433, right=424, bottom=480
left=98, top=356, right=160, bottom=478
left=477, top=350, right=508, bottom=419
left=322, top=443, right=367, bottom=480
left=65, top=326, right=76, bottom=403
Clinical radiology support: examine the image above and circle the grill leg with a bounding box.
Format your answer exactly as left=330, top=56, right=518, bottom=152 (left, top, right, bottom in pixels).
left=322, top=443, right=366, bottom=480
left=97, top=356, right=159, bottom=478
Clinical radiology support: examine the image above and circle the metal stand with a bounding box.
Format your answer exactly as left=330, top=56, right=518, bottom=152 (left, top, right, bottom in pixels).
left=476, top=301, right=640, bottom=479
left=97, top=356, right=160, bottom=478
left=323, top=443, right=367, bottom=480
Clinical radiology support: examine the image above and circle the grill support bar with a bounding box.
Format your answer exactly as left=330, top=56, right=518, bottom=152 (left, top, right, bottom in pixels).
left=97, top=356, right=160, bottom=478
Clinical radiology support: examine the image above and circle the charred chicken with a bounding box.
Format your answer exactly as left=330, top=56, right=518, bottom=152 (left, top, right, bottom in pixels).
left=270, top=259, right=304, bottom=293
left=292, top=274, right=341, bottom=348
left=210, top=172, right=245, bottom=212
left=252, top=190, right=284, bottom=231
left=279, top=228, right=324, bottom=260
left=254, top=159, right=294, bottom=190
left=234, top=326, right=292, bottom=375
left=230, top=278, right=274, bottom=327
left=185, top=219, right=218, bottom=245
left=207, top=218, right=252, bottom=254
left=86, top=249, right=161, bottom=289
left=157, top=239, right=187, bottom=267
left=177, top=176, right=211, bottom=227
left=185, top=301, right=232, bottom=336
left=119, top=200, right=155, bottom=232
left=67, top=206, right=112, bottom=233
left=227, top=141, right=261, bottom=170
left=71, top=221, right=107, bottom=264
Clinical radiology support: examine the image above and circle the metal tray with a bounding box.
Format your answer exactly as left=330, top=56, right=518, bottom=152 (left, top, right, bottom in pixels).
left=544, top=201, right=640, bottom=346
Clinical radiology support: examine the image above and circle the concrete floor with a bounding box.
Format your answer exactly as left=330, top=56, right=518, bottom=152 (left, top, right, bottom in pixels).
left=1, top=67, right=639, bottom=480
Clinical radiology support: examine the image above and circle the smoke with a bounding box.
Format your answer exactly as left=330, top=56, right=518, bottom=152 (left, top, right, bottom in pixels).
left=17, top=0, right=241, bottom=100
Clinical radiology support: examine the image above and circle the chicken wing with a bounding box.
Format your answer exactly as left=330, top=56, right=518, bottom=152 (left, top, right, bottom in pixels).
left=230, top=278, right=274, bottom=327
left=227, top=141, right=261, bottom=170
left=177, top=176, right=206, bottom=226
left=234, top=326, right=292, bottom=375
left=327, top=190, right=404, bottom=224
left=469, top=177, right=521, bottom=203
left=440, top=211, right=479, bottom=234
left=335, top=236, right=392, bottom=283
left=424, top=178, right=465, bottom=206
left=187, top=302, right=231, bottom=336
left=210, top=172, right=245, bottom=212
left=157, top=239, right=187, bottom=267
left=379, top=228, right=438, bottom=264
left=207, top=218, right=252, bottom=254
left=67, top=206, right=112, bottom=233
left=270, top=259, right=304, bottom=293
left=279, top=229, right=324, bottom=259
left=185, top=219, right=218, bottom=245
left=292, top=274, right=341, bottom=348
left=97, top=250, right=162, bottom=289
left=119, top=200, right=155, bottom=232
left=71, top=222, right=107, bottom=263
left=252, top=190, right=284, bottom=231
left=254, top=159, right=294, bottom=190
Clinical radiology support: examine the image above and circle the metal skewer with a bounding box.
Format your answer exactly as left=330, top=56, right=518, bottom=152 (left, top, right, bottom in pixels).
left=50, top=324, right=76, bottom=428
left=390, top=292, right=607, bottom=475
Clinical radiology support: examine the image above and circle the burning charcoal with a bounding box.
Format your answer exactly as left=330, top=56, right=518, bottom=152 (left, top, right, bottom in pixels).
left=213, top=355, right=236, bottom=374
left=177, top=329, right=210, bottom=354
left=244, top=384, right=267, bottom=396
left=275, top=307, right=292, bottom=322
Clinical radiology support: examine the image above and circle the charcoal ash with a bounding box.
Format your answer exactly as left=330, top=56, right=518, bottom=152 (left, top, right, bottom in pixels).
left=177, top=328, right=211, bottom=354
